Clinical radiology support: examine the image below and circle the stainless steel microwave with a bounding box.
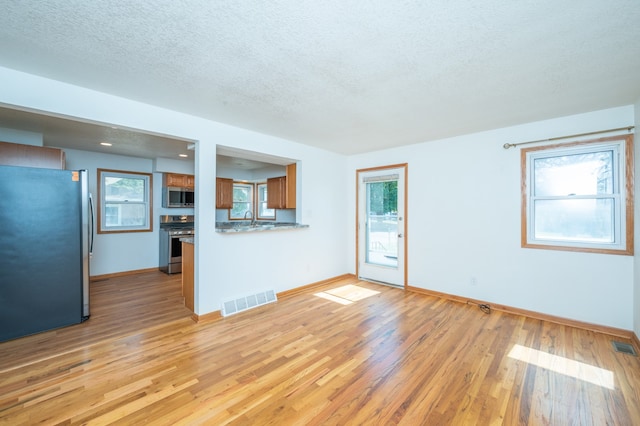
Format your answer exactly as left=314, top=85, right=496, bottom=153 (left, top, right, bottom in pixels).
left=163, top=187, right=194, bottom=208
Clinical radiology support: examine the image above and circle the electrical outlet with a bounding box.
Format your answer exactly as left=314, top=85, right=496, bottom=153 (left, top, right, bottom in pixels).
left=470, top=276, right=478, bottom=286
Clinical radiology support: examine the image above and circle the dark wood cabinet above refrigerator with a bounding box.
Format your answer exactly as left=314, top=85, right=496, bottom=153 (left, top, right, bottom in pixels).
left=0, top=140, right=66, bottom=169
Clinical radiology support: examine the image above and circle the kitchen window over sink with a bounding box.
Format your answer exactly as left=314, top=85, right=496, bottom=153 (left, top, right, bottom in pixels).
left=230, top=183, right=254, bottom=219
left=98, top=169, right=152, bottom=233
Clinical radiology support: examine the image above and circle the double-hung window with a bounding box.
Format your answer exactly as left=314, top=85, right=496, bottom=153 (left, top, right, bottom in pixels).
left=521, top=135, right=633, bottom=255
left=257, top=183, right=275, bottom=219
left=230, top=183, right=254, bottom=219
left=98, top=169, right=152, bottom=233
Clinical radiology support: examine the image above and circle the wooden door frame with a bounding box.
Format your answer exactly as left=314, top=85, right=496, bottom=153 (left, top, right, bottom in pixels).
left=356, top=163, right=408, bottom=289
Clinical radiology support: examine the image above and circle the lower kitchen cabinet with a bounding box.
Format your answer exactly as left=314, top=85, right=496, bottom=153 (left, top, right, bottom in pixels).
left=182, top=241, right=194, bottom=312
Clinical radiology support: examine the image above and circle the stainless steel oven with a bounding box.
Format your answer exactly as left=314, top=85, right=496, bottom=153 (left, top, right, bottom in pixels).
left=159, top=215, right=194, bottom=274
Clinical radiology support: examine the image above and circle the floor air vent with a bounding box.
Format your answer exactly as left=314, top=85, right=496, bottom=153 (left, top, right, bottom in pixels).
left=612, top=341, right=637, bottom=356
left=221, top=290, right=277, bottom=317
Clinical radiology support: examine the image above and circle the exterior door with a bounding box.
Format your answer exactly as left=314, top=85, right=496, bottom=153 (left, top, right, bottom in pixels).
left=357, top=165, right=407, bottom=287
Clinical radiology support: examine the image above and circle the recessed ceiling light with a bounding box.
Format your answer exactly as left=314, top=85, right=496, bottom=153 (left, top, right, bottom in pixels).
left=100, top=142, right=112, bottom=147
left=179, top=154, right=188, bottom=158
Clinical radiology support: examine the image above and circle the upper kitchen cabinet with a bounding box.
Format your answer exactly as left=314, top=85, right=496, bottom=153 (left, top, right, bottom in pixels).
left=216, top=177, right=233, bottom=209
left=164, top=172, right=195, bottom=189
left=267, top=163, right=296, bottom=209
left=0, top=141, right=66, bottom=169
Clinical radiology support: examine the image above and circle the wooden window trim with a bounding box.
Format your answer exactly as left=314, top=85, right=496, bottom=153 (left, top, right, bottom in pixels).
left=520, top=134, right=634, bottom=255
left=97, top=168, right=153, bottom=234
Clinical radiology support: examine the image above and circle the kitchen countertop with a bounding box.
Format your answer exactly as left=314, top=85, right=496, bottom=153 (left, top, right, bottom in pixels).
left=180, top=237, right=194, bottom=244
left=215, top=221, right=309, bottom=233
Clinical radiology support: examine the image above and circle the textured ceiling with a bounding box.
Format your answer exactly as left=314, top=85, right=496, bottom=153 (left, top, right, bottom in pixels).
left=0, top=1, right=639, bottom=155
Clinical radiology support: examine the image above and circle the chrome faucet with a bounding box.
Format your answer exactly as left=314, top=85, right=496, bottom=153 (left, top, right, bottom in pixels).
left=243, top=210, right=255, bottom=225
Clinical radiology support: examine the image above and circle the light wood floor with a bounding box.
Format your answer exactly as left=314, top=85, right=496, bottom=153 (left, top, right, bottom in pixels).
left=1, top=272, right=639, bottom=425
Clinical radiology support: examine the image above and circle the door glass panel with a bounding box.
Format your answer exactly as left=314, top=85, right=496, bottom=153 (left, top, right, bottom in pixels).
left=366, top=180, right=398, bottom=267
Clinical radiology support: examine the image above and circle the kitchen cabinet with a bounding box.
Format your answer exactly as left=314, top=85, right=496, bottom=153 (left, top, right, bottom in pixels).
left=267, top=163, right=296, bottom=209
left=0, top=141, right=66, bottom=169
left=216, top=177, right=233, bottom=209
left=267, top=176, right=286, bottom=209
left=164, top=173, right=195, bottom=189
left=181, top=240, right=194, bottom=312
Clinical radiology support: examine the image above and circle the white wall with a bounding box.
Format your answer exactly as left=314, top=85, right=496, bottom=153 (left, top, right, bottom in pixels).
left=0, top=127, right=42, bottom=145
left=215, top=164, right=287, bottom=181
left=153, top=157, right=195, bottom=174
left=634, top=99, right=640, bottom=339
left=216, top=166, right=253, bottom=180
left=348, top=106, right=636, bottom=330
left=0, top=66, right=349, bottom=316
left=196, top=135, right=348, bottom=314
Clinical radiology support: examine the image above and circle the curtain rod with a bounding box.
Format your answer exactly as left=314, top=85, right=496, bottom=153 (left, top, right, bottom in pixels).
left=503, top=126, right=635, bottom=149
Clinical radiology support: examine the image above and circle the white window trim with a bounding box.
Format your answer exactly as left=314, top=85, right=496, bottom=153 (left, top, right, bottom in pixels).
left=256, top=182, right=275, bottom=220
left=521, top=135, right=634, bottom=255
left=98, top=169, right=152, bottom=233
left=230, top=182, right=254, bottom=220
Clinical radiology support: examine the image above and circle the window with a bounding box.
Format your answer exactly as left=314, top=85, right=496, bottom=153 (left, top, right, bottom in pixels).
left=521, top=135, right=633, bottom=255
left=230, top=183, right=254, bottom=219
left=257, top=183, right=275, bottom=219
left=98, top=169, right=152, bottom=233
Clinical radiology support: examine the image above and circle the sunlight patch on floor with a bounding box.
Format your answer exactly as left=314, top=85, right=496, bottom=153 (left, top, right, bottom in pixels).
left=314, top=284, right=380, bottom=305
left=508, top=344, right=615, bottom=389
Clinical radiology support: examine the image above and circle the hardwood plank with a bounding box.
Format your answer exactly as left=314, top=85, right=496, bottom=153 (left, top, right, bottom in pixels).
left=1, top=272, right=639, bottom=424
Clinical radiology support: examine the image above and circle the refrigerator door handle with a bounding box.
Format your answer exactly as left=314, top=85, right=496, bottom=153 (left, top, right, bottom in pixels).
left=89, top=193, right=94, bottom=255
left=80, top=170, right=91, bottom=320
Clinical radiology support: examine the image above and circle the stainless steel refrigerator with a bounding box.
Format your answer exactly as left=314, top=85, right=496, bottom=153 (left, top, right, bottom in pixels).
left=0, top=165, right=92, bottom=342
